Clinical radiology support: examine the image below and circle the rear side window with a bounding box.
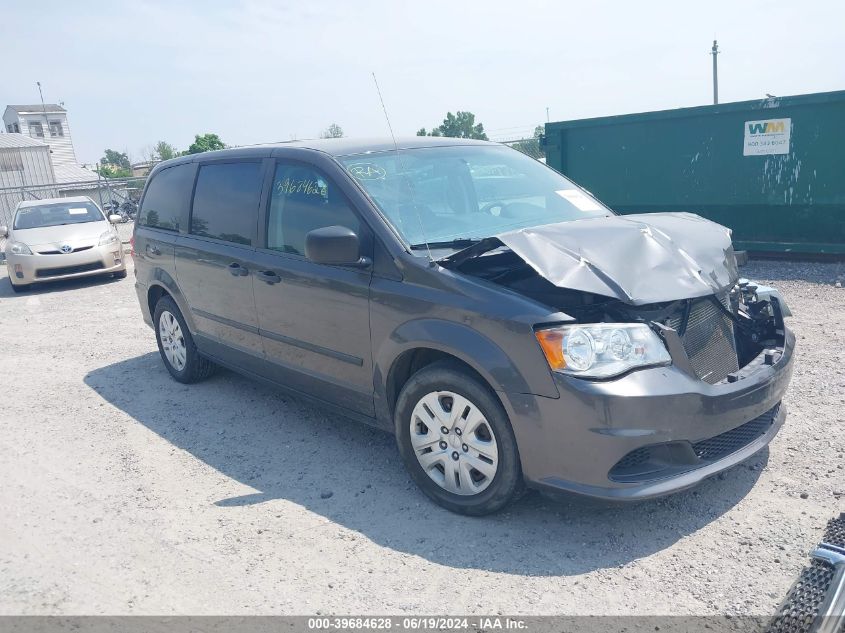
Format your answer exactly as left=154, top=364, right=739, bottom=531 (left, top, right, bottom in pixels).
left=139, top=164, right=194, bottom=231
left=267, top=162, right=360, bottom=255
left=190, top=162, right=263, bottom=246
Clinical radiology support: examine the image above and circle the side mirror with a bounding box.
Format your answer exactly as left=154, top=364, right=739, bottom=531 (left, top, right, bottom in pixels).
left=0, top=226, right=7, bottom=238
left=108, top=214, right=121, bottom=224
left=305, top=226, right=370, bottom=267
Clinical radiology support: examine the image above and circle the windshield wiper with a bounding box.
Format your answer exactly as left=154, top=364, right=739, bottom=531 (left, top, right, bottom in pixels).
left=410, top=238, right=482, bottom=250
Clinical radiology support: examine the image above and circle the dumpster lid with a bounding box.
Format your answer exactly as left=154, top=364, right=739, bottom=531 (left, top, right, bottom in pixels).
left=441, top=212, right=739, bottom=305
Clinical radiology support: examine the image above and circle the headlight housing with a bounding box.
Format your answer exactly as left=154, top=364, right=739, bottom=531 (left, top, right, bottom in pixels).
left=98, top=230, right=118, bottom=246
left=536, top=323, right=671, bottom=378
left=7, top=240, right=32, bottom=255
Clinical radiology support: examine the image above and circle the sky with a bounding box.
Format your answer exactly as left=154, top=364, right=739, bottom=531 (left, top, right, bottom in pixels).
left=1, top=0, right=843, bottom=165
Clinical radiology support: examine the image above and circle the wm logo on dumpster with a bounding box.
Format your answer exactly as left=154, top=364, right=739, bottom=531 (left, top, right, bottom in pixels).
left=743, top=118, right=791, bottom=156
left=748, top=121, right=786, bottom=134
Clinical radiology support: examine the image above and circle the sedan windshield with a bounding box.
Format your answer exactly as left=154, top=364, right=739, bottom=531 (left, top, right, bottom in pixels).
left=14, top=201, right=104, bottom=230
left=340, top=145, right=612, bottom=248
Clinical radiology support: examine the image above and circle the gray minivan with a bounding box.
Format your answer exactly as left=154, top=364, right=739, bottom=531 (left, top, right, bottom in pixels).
left=132, top=137, right=794, bottom=515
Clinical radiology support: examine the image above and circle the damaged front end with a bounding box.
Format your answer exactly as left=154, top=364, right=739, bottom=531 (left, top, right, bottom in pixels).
left=441, top=212, right=789, bottom=384
left=629, top=282, right=787, bottom=385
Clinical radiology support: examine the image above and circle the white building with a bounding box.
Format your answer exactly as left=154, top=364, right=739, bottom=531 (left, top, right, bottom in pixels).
left=3, top=104, right=95, bottom=182
left=0, top=134, right=55, bottom=189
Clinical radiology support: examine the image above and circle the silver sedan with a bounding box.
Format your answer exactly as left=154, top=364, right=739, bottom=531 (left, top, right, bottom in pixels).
left=2, top=196, right=127, bottom=293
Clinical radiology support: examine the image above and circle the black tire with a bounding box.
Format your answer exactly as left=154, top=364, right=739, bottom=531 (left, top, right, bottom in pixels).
left=153, top=296, right=216, bottom=384
left=395, top=360, right=524, bottom=516
left=112, top=269, right=128, bottom=279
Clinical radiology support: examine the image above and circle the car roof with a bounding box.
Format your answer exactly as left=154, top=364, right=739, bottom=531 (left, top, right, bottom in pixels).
left=263, top=136, right=498, bottom=156
left=17, top=196, right=95, bottom=209
left=156, top=136, right=501, bottom=169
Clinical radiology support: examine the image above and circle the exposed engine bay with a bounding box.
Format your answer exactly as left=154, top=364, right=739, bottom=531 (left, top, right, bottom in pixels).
left=441, top=213, right=788, bottom=384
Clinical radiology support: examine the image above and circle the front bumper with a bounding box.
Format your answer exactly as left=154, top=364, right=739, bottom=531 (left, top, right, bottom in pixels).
left=6, top=243, right=126, bottom=286
left=507, top=327, right=795, bottom=500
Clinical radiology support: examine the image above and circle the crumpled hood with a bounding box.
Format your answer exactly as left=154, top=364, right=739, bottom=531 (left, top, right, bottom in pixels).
left=446, top=212, right=739, bottom=305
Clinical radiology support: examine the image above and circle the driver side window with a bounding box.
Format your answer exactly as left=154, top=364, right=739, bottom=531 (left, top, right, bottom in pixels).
left=267, top=162, right=360, bottom=256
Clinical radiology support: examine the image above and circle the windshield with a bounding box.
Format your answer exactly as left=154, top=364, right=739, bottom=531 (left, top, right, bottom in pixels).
left=13, top=201, right=105, bottom=230
left=340, top=145, right=612, bottom=247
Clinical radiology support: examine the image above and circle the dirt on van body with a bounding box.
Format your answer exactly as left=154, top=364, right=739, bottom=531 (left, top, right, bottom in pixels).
left=0, top=259, right=842, bottom=615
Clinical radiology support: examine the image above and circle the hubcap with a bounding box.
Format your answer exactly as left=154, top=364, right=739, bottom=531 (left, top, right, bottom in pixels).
left=409, top=390, right=499, bottom=496
left=158, top=311, right=187, bottom=371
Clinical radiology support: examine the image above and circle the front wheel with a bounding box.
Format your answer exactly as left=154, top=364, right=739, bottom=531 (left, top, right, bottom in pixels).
left=395, top=361, right=524, bottom=515
left=153, top=296, right=216, bottom=384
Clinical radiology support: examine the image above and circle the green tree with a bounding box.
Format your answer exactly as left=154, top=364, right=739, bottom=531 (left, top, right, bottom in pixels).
left=510, top=125, right=545, bottom=159
left=154, top=140, right=176, bottom=161
left=97, top=165, right=131, bottom=178
left=419, top=111, right=487, bottom=140
left=97, top=148, right=131, bottom=178
left=320, top=123, right=344, bottom=139
left=187, top=133, right=226, bottom=154
left=101, top=149, right=130, bottom=169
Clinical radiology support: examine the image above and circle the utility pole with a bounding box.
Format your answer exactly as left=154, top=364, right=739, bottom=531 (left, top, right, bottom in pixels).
left=711, top=40, right=719, bottom=105
left=546, top=107, right=550, bottom=123
left=37, top=81, right=49, bottom=135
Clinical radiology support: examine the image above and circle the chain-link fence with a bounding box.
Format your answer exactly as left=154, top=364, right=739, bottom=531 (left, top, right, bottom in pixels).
left=0, top=176, right=146, bottom=253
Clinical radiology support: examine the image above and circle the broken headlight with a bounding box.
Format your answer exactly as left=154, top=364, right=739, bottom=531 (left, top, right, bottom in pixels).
left=535, top=323, right=671, bottom=378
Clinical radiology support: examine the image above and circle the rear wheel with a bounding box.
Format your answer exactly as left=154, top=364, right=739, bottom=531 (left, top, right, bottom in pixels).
left=395, top=361, right=524, bottom=515
left=153, top=296, right=216, bottom=383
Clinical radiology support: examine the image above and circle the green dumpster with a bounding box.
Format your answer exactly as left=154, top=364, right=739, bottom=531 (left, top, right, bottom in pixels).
left=543, top=90, right=845, bottom=255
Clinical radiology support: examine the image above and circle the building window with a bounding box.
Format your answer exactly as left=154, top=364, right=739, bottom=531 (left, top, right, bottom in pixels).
left=13, top=122, right=20, bottom=133
left=49, top=120, right=63, bottom=137
left=5, top=124, right=12, bottom=133
left=29, top=121, right=44, bottom=138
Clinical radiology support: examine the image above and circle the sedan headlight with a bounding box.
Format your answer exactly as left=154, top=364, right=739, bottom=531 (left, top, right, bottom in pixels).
left=98, top=230, right=118, bottom=246
left=7, top=240, right=32, bottom=255
left=535, top=323, right=671, bottom=378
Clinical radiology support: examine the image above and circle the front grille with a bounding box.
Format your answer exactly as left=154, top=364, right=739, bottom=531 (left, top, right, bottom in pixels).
left=823, top=514, right=845, bottom=550
left=766, top=513, right=845, bottom=633
left=667, top=294, right=739, bottom=384
left=37, top=245, right=94, bottom=255
left=609, top=403, right=780, bottom=482
left=35, top=261, right=104, bottom=278
left=767, top=559, right=837, bottom=633
left=692, top=404, right=779, bottom=461
left=612, top=446, right=652, bottom=471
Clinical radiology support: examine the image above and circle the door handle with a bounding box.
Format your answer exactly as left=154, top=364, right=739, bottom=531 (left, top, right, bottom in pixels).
left=256, top=270, right=281, bottom=285
left=228, top=262, right=249, bottom=276
left=145, top=244, right=161, bottom=256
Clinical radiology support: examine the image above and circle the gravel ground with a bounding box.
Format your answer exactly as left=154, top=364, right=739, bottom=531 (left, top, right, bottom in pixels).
left=0, top=258, right=842, bottom=616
